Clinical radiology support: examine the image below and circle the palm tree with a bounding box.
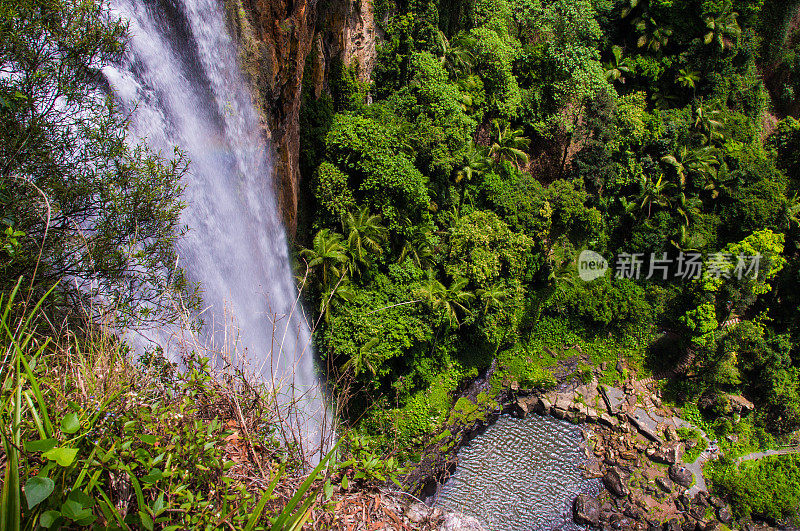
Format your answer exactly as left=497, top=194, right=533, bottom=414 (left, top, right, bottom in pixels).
left=341, top=206, right=387, bottom=277
left=300, top=229, right=349, bottom=289
left=454, top=141, right=490, bottom=184
left=693, top=106, right=725, bottom=145
left=434, top=31, right=476, bottom=78
left=488, top=120, right=530, bottom=168
left=454, top=141, right=490, bottom=213
left=398, top=223, right=436, bottom=269
left=670, top=224, right=704, bottom=252
left=476, top=283, right=508, bottom=315
left=637, top=173, right=673, bottom=218
left=673, top=191, right=703, bottom=227
left=702, top=10, right=741, bottom=51
left=784, top=193, right=800, bottom=230
left=342, top=337, right=381, bottom=377
left=603, top=45, right=630, bottom=84
left=677, top=69, right=700, bottom=92
left=633, top=16, right=673, bottom=53
left=318, top=279, right=356, bottom=324
left=661, top=146, right=719, bottom=190
left=702, top=165, right=732, bottom=200
left=417, top=275, right=474, bottom=328
left=457, top=76, right=482, bottom=114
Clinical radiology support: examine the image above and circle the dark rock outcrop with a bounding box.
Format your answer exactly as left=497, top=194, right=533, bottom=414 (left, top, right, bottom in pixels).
left=669, top=464, right=694, bottom=488
left=225, top=0, right=319, bottom=234
left=574, top=494, right=601, bottom=526
left=650, top=442, right=684, bottom=465
left=604, top=467, right=630, bottom=497
left=226, top=0, right=377, bottom=234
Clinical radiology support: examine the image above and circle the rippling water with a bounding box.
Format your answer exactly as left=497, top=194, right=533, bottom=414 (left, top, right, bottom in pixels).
left=435, top=414, right=600, bottom=530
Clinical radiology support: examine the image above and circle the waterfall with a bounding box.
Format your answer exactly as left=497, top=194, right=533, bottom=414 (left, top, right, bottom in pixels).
left=102, top=0, right=328, bottom=458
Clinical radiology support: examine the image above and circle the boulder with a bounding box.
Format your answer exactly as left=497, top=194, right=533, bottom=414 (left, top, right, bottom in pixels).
left=708, top=496, right=724, bottom=509
left=573, top=494, right=601, bottom=526
left=652, top=395, right=663, bottom=408
left=627, top=409, right=662, bottom=442
left=600, top=413, right=619, bottom=428
left=511, top=397, right=532, bottom=418
left=665, top=425, right=679, bottom=441
left=681, top=518, right=698, bottom=531
left=536, top=397, right=552, bottom=416
left=689, top=504, right=707, bottom=521
left=624, top=505, right=644, bottom=520
left=676, top=493, right=693, bottom=511
left=716, top=506, right=733, bottom=525
left=405, top=502, right=430, bottom=523
left=439, top=511, right=487, bottom=531
left=649, top=442, right=684, bottom=465
left=669, top=464, right=694, bottom=488
left=610, top=513, right=636, bottom=530
left=604, top=467, right=630, bottom=497
left=656, top=476, right=673, bottom=493
left=727, top=394, right=754, bottom=413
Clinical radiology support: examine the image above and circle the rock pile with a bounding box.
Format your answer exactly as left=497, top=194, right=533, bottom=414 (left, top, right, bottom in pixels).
left=508, top=377, right=743, bottom=531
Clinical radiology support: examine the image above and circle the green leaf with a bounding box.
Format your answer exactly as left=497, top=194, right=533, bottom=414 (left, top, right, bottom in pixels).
left=25, top=477, right=54, bottom=509
left=42, top=447, right=78, bottom=467
left=341, top=475, right=349, bottom=490
left=67, top=490, right=93, bottom=508
left=39, top=510, right=61, bottom=528
left=139, top=434, right=157, bottom=445
left=139, top=511, right=154, bottom=531
left=61, top=413, right=80, bottom=434
left=61, top=499, right=90, bottom=520
left=152, top=493, right=164, bottom=515
left=25, top=438, right=58, bottom=453
left=141, top=468, right=163, bottom=484
left=76, top=514, right=96, bottom=526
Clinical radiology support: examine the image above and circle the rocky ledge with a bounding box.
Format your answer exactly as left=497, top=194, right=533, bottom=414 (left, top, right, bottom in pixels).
left=511, top=377, right=763, bottom=531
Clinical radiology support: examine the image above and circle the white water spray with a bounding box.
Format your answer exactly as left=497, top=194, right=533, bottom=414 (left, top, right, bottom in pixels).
left=103, top=0, right=328, bottom=458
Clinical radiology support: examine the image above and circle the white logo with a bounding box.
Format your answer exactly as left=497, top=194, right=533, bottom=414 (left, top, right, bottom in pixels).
left=578, top=250, right=608, bottom=282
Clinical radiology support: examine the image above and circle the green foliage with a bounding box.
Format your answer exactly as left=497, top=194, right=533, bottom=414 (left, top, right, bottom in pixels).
left=0, top=0, right=189, bottom=326
left=711, top=455, right=800, bottom=522
left=446, top=210, right=532, bottom=288
left=339, top=434, right=406, bottom=486
left=0, top=284, right=337, bottom=530
left=297, top=0, right=800, bottom=488
left=323, top=113, right=430, bottom=227
left=470, top=27, right=522, bottom=117
left=677, top=427, right=708, bottom=463
left=554, top=277, right=654, bottom=331
left=314, top=163, right=356, bottom=226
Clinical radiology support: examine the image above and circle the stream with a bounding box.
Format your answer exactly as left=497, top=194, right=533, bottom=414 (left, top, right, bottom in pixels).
left=434, top=414, right=600, bottom=530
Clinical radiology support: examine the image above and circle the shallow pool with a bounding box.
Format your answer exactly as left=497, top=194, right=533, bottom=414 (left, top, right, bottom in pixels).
left=434, top=413, right=601, bottom=530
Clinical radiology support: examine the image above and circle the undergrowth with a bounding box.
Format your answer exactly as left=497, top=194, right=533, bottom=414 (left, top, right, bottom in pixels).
left=0, top=281, right=347, bottom=530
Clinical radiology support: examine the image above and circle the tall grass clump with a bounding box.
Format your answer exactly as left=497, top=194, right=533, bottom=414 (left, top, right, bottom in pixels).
left=0, top=279, right=338, bottom=530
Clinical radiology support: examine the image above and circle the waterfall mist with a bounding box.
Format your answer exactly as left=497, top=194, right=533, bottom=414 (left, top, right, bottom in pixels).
left=102, top=0, right=329, bottom=459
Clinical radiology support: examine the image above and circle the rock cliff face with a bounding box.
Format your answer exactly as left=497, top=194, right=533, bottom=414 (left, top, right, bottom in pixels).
left=225, top=0, right=377, bottom=235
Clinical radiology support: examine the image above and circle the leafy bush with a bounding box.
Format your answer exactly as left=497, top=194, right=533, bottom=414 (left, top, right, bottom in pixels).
left=0, top=284, right=333, bottom=530
left=711, top=455, right=800, bottom=523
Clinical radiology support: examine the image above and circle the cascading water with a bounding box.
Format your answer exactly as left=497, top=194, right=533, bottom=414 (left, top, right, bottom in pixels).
left=102, top=0, right=328, bottom=457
